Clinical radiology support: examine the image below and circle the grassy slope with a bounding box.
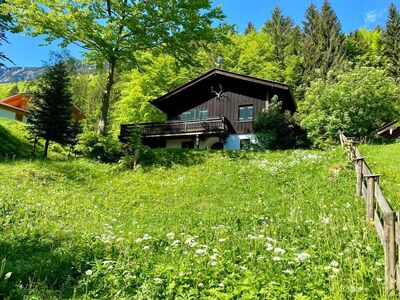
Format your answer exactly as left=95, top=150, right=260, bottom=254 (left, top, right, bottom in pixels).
left=0, top=150, right=384, bottom=299
left=360, top=142, right=400, bottom=208
left=0, top=117, right=32, bottom=156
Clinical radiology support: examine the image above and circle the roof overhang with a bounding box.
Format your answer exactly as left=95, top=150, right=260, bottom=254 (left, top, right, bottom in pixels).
left=150, top=69, right=295, bottom=115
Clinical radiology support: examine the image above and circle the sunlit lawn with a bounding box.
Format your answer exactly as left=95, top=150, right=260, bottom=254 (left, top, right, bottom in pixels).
left=0, top=149, right=385, bottom=299
left=360, top=142, right=400, bottom=209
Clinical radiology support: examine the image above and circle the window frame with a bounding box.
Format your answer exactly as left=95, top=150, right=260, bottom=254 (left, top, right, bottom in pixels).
left=238, top=105, right=254, bottom=122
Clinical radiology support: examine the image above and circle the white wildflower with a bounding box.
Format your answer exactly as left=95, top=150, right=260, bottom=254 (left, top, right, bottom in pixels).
left=195, top=249, right=206, bottom=255
left=143, top=245, right=150, bottom=250
left=265, top=243, right=273, bottom=251
left=218, top=238, right=226, bottom=243
left=171, top=240, right=181, bottom=247
left=218, top=283, right=224, bottom=288
left=209, top=261, right=218, bottom=266
left=366, top=246, right=372, bottom=251
left=142, top=234, right=152, bottom=240
left=330, top=260, right=339, bottom=267
left=240, top=266, right=247, bottom=270
left=324, top=265, right=331, bottom=271
left=342, top=226, right=348, bottom=231
left=266, top=237, right=275, bottom=242
left=166, top=232, right=175, bottom=240
left=375, top=261, right=382, bottom=267
left=198, top=283, right=204, bottom=288
left=85, top=270, right=93, bottom=276
left=102, top=260, right=113, bottom=265
left=321, top=217, right=330, bottom=224
left=116, top=237, right=124, bottom=242
left=332, top=268, right=340, bottom=273
left=4, top=272, right=12, bottom=279
left=295, top=252, right=310, bottom=263
left=274, top=248, right=285, bottom=255
left=272, top=256, right=282, bottom=261
left=210, top=254, right=218, bottom=261
left=283, top=269, right=293, bottom=274
left=154, top=277, right=163, bottom=284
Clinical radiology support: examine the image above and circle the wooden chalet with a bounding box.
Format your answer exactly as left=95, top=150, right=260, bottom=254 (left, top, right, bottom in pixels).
left=0, top=93, right=86, bottom=123
left=119, top=69, right=296, bottom=150
left=376, top=120, right=400, bottom=139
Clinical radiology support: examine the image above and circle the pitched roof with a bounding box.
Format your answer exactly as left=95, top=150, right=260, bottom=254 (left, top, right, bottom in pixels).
left=0, top=101, right=29, bottom=113
left=150, top=69, right=294, bottom=113
left=376, top=120, right=400, bottom=138
left=0, top=93, right=86, bottom=120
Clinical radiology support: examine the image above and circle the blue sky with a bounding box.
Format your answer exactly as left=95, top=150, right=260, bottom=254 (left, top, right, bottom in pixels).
left=2, top=0, right=398, bottom=67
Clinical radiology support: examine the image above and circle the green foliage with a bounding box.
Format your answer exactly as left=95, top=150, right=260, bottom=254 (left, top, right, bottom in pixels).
left=0, top=81, right=36, bottom=99
left=0, top=0, right=11, bottom=66
left=7, top=85, right=19, bottom=96
left=253, top=97, right=308, bottom=149
left=382, top=3, right=400, bottom=82
left=0, top=149, right=386, bottom=298
left=118, top=127, right=148, bottom=170
left=301, top=1, right=346, bottom=94
left=76, top=131, right=123, bottom=163
left=298, top=67, right=400, bottom=147
left=345, top=28, right=384, bottom=68
left=29, top=58, right=74, bottom=157
left=3, top=0, right=225, bottom=135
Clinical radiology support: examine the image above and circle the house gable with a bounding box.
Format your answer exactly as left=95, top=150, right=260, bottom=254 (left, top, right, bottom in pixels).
left=150, top=69, right=296, bottom=134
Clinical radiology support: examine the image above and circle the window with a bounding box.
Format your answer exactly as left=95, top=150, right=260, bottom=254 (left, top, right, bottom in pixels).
left=181, top=109, right=208, bottom=121
left=238, top=105, right=253, bottom=121
left=15, top=113, right=23, bottom=122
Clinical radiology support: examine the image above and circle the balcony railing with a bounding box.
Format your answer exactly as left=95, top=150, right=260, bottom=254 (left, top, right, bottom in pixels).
left=120, top=117, right=229, bottom=139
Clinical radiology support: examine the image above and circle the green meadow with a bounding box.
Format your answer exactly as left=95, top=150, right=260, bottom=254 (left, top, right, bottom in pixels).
left=0, top=148, right=385, bottom=299
left=360, top=142, right=400, bottom=209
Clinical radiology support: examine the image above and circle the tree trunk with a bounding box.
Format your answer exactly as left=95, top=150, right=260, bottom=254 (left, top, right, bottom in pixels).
left=44, top=138, right=50, bottom=158
left=98, top=58, right=116, bottom=136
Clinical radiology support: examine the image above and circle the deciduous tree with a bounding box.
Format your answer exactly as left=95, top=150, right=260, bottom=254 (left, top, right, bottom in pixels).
left=4, top=0, right=224, bottom=135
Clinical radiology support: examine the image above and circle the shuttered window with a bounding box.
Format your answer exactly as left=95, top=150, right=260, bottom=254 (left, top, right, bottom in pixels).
left=238, top=105, right=253, bottom=121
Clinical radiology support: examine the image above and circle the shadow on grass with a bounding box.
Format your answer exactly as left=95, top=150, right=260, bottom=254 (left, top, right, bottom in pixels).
left=0, top=232, right=102, bottom=299
left=0, top=123, right=32, bottom=157
left=138, top=148, right=207, bottom=171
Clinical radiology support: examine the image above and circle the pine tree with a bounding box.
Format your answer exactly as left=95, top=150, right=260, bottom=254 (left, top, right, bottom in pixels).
left=245, top=22, right=256, bottom=35
left=302, top=1, right=345, bottom=86
left=302, top=3, right=321, bottom=86
left=8, top=84, right=19, bottom=96
left=263, top=6, right=299, bottom=66
left=382, top=3, right=400, bottom=82
left=29, top=58, right=73, bottom=157
left=318, top=0, right=346, bottom=77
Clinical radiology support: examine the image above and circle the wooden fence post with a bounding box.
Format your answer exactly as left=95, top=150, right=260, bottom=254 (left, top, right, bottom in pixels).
left=364, top=174, right=380, bottom=223
left=347, top=137, right=357, bottom=161
left=384, top=211, right=396, bottom=296
left=354, top=157, right=365, bottom=197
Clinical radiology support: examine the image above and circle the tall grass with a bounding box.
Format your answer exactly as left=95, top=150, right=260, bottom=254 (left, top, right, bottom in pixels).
left=0, top=149, right=385, bottom=298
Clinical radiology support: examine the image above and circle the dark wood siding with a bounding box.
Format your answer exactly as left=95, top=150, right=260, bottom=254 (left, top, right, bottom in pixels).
left=169, top=91, right=268, bottom=134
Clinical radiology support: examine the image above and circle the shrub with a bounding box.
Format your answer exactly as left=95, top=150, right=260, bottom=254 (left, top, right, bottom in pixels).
left=76, top=131, right=123, bottom=163
left=253, top=97, right=308, bottom=150
left=297, top=67, right=400, bottom=147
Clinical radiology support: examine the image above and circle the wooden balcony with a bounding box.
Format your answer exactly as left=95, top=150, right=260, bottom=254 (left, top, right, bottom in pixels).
left=119, top=117, right=230, bottom=140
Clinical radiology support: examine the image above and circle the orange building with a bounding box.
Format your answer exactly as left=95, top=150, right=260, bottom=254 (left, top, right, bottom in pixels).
left=0, top=93, right=85, bottom=123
